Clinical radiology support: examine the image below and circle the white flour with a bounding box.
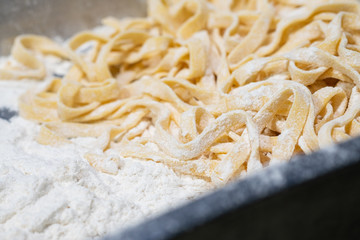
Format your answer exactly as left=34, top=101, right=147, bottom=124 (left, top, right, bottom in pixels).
left=0, top=56, right=213, bottom=240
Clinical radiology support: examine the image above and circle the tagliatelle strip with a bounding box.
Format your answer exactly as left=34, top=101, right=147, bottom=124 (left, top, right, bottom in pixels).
left=2, top=0, right=360, bottom=184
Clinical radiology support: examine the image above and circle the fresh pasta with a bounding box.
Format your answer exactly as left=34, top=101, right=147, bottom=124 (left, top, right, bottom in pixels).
left=2, top=0, right=360, bottom=184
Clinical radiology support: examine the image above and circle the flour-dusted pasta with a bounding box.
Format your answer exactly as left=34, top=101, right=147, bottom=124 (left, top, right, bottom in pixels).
left=2, top=0, right=360, bottom=184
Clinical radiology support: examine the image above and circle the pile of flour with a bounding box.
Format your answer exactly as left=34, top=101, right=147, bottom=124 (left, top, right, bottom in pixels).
left=0, top=57, right=213, bottom=240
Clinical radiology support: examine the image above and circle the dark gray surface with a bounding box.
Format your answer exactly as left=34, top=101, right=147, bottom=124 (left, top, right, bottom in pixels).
left=0, top=0, right=146, bottom=55
left=0, top=107, right=18, bottom=121
left=106, top=137, right=360, bottom=240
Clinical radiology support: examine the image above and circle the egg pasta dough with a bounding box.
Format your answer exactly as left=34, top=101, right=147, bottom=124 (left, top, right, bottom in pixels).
left=2, top=0, right=360, bottom=184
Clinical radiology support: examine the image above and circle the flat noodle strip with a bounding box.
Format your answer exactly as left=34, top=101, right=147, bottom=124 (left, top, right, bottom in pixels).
left=0, top=35, right=67, bottom=79
left=2, top=0, right=360, bottom=185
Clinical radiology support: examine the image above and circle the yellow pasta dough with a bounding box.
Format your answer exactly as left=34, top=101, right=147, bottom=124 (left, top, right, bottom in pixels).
left=2, top=0, right=360, bottom=184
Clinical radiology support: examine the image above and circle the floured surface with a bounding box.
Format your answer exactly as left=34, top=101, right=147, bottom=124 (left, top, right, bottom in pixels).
left=0, top=60, right=212, bottom=239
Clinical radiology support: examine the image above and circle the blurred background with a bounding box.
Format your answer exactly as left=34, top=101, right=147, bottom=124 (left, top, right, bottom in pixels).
left=0, top=0, right=146, bottom=55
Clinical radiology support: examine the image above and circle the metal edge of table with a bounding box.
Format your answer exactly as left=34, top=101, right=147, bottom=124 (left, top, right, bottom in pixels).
left=106, top=136, right=360, bottom=240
